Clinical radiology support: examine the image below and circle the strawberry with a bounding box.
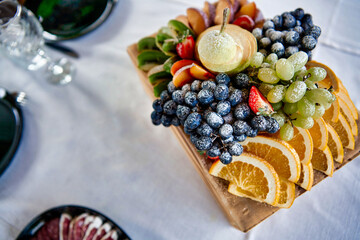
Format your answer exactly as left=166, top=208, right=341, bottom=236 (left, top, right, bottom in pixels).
left=176, top=35, right=195, bottom=59
left=207, top=155, right=219, bottom=161
left=248, top=86, right=274, bottom=115
left=233, top=15, right=255, bottom=31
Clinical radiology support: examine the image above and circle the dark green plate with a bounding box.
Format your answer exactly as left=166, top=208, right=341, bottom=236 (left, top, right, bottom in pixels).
left=24, top=0, right=118, bottom=41
left=0, top=88, right=23, bottom=177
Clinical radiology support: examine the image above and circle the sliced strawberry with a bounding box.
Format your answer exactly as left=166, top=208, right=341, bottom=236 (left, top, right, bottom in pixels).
left=248, top=86, right=274, bottom=115
left=207, top=155, right=219, bottom=161
left=176, top=35, right=195, bottom=59
left=233, top=15, right=255, bottom=31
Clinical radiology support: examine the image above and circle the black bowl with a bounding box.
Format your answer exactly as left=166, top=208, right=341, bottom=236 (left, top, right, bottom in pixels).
left=24, top=0, right=118, bottom=41
left=16, top=205, right=131, bottom=239
left=0, top=89, right=23, bottom=177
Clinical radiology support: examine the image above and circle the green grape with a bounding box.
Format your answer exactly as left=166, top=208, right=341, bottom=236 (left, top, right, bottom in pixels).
left=304, top=80, right=318, bottom=90
left=250, top=52, right=265, bottom=68
left=258, top=68, right=280, bottom=84
left=258, top=83, right=274, bottom=97
left=297, top=97, right=315, bottom=117
left=261, top=62, right=271, bottom=68
left=270, top=63, right=276, bottom=70
left=267, top=85, right=286, bottom=103
left=283, top=102, right=298, bottom=115
left=294, top=67, right=308, bottom=81
left=265, top=53, right=278, bottom=65
left=306, top=67, right=327, bottom=82
left=322, top=101, right=332, bottom=110
left=291, top=113, right=314, bottom=129
left=284, top=81, right=307, bottom=103
left=305, top=88, right=336, bottom=106
left=271, top=101, right=283, bottom=111
left=313, top=104, right=325, bottom=119
left=272, top=110, right=286, bottom=127
left=275, top=58, right=295, bottom=80
left=280, top=123, right=294, bottom=141
left=287, top=51, right=308, bottom=72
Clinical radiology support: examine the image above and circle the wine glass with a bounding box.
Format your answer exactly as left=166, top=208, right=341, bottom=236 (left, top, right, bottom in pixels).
left=0, top=0, right=75, bottom=85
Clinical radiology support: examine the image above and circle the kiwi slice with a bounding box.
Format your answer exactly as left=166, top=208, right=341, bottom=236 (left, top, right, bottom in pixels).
left=137, top=37, right=158, bottom=52
left=168, top=19, right=196, bottom=39
left=137, top=50, right=169, bottom=71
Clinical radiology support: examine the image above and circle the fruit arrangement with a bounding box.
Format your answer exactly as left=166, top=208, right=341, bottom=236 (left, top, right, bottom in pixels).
left=132, top=0, right=358, bottom=213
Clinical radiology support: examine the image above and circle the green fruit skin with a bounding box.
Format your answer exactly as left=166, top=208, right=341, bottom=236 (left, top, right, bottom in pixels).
left=291, top=113, right=314, bottom=129
left=283, top=102, right=298, bottom=115
left=258, top=68, right=280, bottom=84
left=313, top=104, right=326, bottom=119
left=297, top=97, right=315, bottom=117
left=280, top=123, right=294, bottom=141
left=284, top=81, right=307, bottom=103
left=267, top=85, right=286, bottom=103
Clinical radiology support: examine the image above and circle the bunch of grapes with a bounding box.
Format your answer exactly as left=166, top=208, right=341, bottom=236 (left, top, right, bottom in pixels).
left=151, top=73, right=280, bottom=164
left=252, top=8, right=321, bottom=59
left=248, top=51, right=335, bottom=141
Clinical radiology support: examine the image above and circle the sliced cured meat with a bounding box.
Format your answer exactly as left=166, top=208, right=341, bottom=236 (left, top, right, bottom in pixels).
left=70, top=213, right=88, bottom=240
left=60, top=213, right=72, bottom=240
left=82, top=216, right=102, bottom=240
left=67, top=217, right=77, bottom=240
left=40, top=225, right=52, bottom=240
left=45, top=217, right=60, bottom=240
left=80, top=215, right=95, bottom=238
left=100, top=230, right=118, bottom=240
left=92, top=223, right=112, bottom=240
left=35, top=224, right=46, bottom=240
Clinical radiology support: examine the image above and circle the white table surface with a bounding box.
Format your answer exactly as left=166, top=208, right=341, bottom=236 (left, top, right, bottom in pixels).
left=1, top=0, right=360, bottom=239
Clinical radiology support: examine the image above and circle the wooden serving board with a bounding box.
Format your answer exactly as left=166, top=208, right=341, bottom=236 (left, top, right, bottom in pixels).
left=127, top=43, right=360, bottom=232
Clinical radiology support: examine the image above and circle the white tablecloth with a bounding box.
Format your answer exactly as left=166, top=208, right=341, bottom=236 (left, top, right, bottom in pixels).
left=1, top=0, right=359, bottom=239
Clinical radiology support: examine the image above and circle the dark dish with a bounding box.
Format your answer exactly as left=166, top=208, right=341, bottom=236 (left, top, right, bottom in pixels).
left=23, top=0, right=118, bottom=41
left=0, top=89, right=23, bottom=177
left=16, top=205, right=131, bottom=240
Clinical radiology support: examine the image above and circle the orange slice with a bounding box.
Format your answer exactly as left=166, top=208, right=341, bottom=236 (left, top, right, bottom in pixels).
left=308, top=118, right=328, bottom=151
left=326, top=113, right=355, bottom=150
left=336, top=89, right=358, bottom=120
left=326, top=124, right=344, bottom=164
left=274, top=178, right=296, bottom=209
left=306, top=60, right=341, bottom=94
left=286, top=127, right=313, bottom=165
left=210, top=153, right=280, bottom=205
left=322, top=97, right=340, bottom=123
left=311, top=146, right=334, bottom=176
left=296, top=162, right=314, bottom=191
left=338, top=98, right=358, bottom=136
left=242, top=136, right=301, bottom=183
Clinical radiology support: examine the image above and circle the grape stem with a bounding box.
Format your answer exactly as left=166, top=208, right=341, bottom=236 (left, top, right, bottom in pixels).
left=303, top=73, right=311, bottom=81
left=219, top=8, right=230, bottom=35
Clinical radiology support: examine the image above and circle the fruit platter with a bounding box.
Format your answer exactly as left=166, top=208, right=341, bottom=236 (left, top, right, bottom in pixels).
left=127, top=0, right=360, bottom=232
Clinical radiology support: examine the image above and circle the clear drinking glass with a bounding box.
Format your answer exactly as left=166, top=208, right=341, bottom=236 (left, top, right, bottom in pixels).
left=0, top=0, right=75, bottom=85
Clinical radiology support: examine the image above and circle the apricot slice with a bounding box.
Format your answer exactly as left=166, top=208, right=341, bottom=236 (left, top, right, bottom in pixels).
left=173, top=64, right=195, bottom=87
left=170, top=59, right=197, bottom=76
left=203, top=1, right=216, bottom=25
left=214, top=0, right=233, bottom=25
left=235, top=2, right=257, bottom=20
left=175, top=15, right=191, bottom=28
left=190, top=64, right=215, bottom=80
left=187, top=8, right=210, bottom=36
